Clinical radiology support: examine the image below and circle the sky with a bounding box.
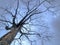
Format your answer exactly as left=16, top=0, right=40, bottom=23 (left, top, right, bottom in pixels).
left=0, top=0, right=60, bottom=45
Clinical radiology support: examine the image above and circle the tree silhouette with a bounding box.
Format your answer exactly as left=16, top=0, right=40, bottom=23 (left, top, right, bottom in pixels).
left=0, top=0, right=54, bottom=45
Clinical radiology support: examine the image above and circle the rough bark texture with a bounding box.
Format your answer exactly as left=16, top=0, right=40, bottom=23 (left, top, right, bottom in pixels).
left=0, top=27, right=20, bottom=45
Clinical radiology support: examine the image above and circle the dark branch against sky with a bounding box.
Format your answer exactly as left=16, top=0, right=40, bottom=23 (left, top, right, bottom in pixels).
left=0, top=0, right=60, bottom=45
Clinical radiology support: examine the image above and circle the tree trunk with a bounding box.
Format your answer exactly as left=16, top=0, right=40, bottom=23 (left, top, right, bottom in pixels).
left=0, top=27, right=21, bottom=45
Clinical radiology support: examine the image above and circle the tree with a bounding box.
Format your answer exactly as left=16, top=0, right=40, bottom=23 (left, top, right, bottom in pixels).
left=0, top=0, right=54, bottom=45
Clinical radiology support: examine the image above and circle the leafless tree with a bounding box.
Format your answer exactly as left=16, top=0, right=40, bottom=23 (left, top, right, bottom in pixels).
left=0, top=0, right=54, bottom=45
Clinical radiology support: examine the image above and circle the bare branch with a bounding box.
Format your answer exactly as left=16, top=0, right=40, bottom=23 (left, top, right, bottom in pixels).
left=22, top=5, right=53, bottom=23
left=18, top=11, right=23, bottom=17
left=0, top=19, right=12, bottom=24
left=25, top=35, right=33, bottom=45
left=12, top=0, right=19, bottom=25
left=24, top=23, right=48, bottom=28
left=17, top=0, right=46, bottom=27
left=15, top=0, right=19, bottom=16
left=22, top=26, right=28, bottom=31
left=26, top=1, right=30, bottom=12
left=0, top=7, right=14, bottom=17
left=22, top=32, right=41, bottom=37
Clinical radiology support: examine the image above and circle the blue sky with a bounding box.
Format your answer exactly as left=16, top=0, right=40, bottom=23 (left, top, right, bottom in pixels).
left=0, top=0, right=60, bottom=45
